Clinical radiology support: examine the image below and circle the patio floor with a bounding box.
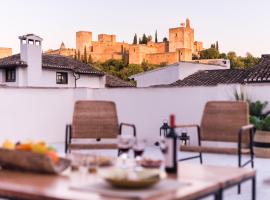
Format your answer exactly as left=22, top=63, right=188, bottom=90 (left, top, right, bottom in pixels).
left=52, top=143, right=269, bottom=200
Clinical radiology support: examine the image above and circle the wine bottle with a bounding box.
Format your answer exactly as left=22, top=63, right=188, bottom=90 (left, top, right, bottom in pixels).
left=165, top=114, right=178, bottom=173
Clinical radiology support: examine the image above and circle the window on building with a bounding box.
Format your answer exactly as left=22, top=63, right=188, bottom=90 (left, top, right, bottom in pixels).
left=5, top=68, right=16, bottom=82
left=56, top=72, right=68, bottom=84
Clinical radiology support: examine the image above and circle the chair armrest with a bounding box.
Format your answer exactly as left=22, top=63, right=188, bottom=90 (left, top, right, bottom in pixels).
left=238, top=124, right=255, bottom=167
left=238, top=124, right=255, bottom=144
left=175, top=124, right=200, bottom=129
left=65, top=124, right=72, bottom=153
left=119, top=122, right=136, bottom=137
left=240, top=124, right=255, bottom=131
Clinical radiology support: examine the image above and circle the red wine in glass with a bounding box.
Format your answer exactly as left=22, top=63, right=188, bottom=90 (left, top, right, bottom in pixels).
left=134, top=147, right=144, bottom=157
left=118, top=145, right=130, bottom=154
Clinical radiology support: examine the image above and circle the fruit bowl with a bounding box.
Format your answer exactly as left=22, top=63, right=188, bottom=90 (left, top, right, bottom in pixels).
left=0, top=148, right=70, bottom=174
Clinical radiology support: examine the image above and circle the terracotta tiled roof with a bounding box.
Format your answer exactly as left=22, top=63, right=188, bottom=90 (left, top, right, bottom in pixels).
left=171, top=69, right=249, bottom=87
left=0, top=54, right=104, bottom=76
left=170, top=55, right=270, bottom=87
left=105, top=74, right=136, bottom=88
left=245, top=54, right=270, bottom=83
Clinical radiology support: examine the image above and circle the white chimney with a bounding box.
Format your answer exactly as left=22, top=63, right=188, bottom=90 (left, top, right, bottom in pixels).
left=19, top=34, right=43, bottom=86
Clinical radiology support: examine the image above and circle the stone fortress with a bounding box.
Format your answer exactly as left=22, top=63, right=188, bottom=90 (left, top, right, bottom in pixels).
left=46, top=19, right=204, bottom=65
left=0, top=48, right=12, bottom=59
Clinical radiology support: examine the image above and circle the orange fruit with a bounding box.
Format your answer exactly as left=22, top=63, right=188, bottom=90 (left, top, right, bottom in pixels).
left=15, top=143, right=32, bottom=151
left=46, top=151, right=59, bottom=164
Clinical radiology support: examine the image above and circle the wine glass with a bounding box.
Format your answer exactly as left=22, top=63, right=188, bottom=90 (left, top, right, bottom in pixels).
left=117, top=135, right=134, bottom=168
left=133, top=138, right=147, bottom=170
left=133, top=138, right=146, bottom=158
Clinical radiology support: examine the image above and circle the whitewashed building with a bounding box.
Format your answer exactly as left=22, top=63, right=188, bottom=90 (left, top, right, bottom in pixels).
left=0, top=34, right=106, bottom=88
left=130, top=60, right=230, bottom=87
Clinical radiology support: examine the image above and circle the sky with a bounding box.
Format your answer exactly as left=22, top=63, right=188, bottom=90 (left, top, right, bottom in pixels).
left=0, top=0, right=270, bottom=57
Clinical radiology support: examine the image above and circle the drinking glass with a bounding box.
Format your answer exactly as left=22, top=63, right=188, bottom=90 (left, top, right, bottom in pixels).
left=117, top=135, right=134, bottom=168
left=133, top=138, right=147, bottom=170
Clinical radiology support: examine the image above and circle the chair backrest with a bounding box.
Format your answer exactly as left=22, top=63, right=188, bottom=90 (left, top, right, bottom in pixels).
left=72, top=101, right=119, bottom=139
left=200, top=101, right=249, bottom=143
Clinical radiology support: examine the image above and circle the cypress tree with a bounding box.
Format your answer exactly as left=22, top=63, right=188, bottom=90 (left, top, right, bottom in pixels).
left=141, top=34, right=148, bottom=44
left=74, top=50, right=77, bottom=60
left=77, top=50, right=81, bottom=61
left=88, top=54, right=93, bottom=64
left=216, top=41, right=219, bottom=51
left=133, top=34, right=138, bottom=44
left=155, top=30, right=158, bottom=43
left=83, top=46, right=87, bottom=63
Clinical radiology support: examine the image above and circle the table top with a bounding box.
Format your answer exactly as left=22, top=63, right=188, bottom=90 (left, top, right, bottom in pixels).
left=0, top=163, right=256, bottom=200
left=178, top=163, right=256, bottom=188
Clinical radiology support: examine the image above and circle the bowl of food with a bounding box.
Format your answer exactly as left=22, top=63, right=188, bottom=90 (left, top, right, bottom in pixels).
left=0, top=140, right=70, bottom=174
left=99, top=167, right=164, bottom=189
left=139, top=158, right=163, bottom=168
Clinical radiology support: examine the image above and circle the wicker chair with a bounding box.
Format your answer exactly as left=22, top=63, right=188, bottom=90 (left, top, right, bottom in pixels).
left=177, top=101, right=255, bottom=169
left=65, top=101, right=136, bottom=153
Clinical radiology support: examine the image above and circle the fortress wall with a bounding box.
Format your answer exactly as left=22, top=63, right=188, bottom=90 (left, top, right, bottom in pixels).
left=145, top=52, right=178, bottom=65
left=178, top=48, right=192, bottom=61
left=92, top=42, right=129, bottom=54
left=194, top=41, right=203, bottom=52
left=90, top=52, right=122, bottom=62
left=46, top=49, right=75, bottom=57
left=147, top=42, right=168, bottom=53
left=98, top=34, right=116, bottom=43
left=129, top=45, right=157, bottom=64
left=0, top=48, right=12, bottom=59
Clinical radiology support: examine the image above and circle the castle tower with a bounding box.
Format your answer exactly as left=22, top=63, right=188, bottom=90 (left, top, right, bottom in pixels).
left=168, top=18, right=194, bottom=60
left=76, top=31, right=92, bottom=54
left=186, top=18, right=190, bottom=28
left=60, top=42, right=66, bottom=50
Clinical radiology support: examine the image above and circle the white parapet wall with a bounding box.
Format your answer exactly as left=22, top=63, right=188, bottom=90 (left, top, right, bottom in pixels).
left=0, top=84, right=269, bottom=145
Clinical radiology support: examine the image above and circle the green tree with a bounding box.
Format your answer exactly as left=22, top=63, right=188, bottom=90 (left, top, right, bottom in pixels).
left=83, top=46, right=87, bottom=63
left=133, top=34, right=138, bottom=45
left=140, top=34, right=148, bottom=44
left=155, top=30, right=158, bottom=43
left=200, top=48, right=219, bottom=59
left=216, top=41, right=219, bottom=51
left=147, top=35, right=152, bottom=42
left=210, top=43, right=216, bottom=49
left=122, top=48, right=129, bottom=66
left=88, top=54, right=93, bottom=64
left=120, top=64, right=144, bottom=80
left=163, top=37, right=168, bottom=42
left=219, top=53, right=227, bottom=59
left=242, top=52, right=259, bottom=67
left=227, top=51, right=244, bottom=69
left=77, top=50, right=81, bottom=61
left=74, top=50, right=77, bottom=60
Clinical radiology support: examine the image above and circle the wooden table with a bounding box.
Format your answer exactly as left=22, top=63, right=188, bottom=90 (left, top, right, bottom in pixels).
left=178, top=163, right=256, bottom=200
left=0, top=163, right=256, bottom=200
